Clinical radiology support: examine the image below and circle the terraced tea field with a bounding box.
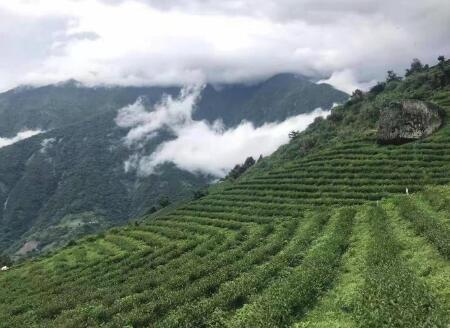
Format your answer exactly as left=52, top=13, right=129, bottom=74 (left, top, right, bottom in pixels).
left=224, top=91, right=450, bottom=208
left=1, top=121, right=450, bottom=327
left=1, top=72, right=450, bottom=327
left=0, top=183, right=449, bottom=327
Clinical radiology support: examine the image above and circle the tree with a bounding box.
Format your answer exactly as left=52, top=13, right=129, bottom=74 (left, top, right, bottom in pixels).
left=386, top=70, right=402, bottom=82
left=158, top=196, right=171, bottom=208
left=369, top=82, right=386, bottom=95
left=438, top=55, right=446, bottom=69
left=193, top=189, right=208, bottom=200
left=243, top=156, right=256, bottom=167
left=351, top=89, right=364, bottom=100
left=405, top=58, right=424, bottom=76
left=226, top=157, right=256, bottom=180
left=0, top=254, right=12, bottom=267
left=147, top=206, right=157, bottom=214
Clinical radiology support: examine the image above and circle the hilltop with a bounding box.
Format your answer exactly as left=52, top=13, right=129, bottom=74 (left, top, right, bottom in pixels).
left=0, top=58, right=450, bottom=327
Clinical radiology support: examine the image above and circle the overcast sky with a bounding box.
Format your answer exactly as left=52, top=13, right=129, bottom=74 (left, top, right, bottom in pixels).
left=1, top=0, right=449, bottom=92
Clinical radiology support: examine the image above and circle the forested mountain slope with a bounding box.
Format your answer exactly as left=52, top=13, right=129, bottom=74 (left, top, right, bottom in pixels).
left=0, top=74, right=346, bottom=137
left=0, top=59, right=450, bottom=327
left=0, top=74, right=347, bottom=257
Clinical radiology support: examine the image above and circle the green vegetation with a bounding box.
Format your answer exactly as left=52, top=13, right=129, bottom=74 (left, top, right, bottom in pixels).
left=0, top=73, right=346, bottom=257
left=355, top=206, right=446, bottom=327
left=225, top=156, right=256, bottom=180
left=0, top=254, right=11, bottom=267
left=1, top=187, right=449, bottom=327
left=0, top=59, right=450, bottom=327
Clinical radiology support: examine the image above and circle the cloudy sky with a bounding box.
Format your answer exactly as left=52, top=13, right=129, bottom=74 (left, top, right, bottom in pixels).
left=1, top=0, right=449, bottom=93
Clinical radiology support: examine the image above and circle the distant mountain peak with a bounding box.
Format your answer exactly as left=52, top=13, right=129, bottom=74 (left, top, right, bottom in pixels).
left=55, top=79, right=84, bottom=88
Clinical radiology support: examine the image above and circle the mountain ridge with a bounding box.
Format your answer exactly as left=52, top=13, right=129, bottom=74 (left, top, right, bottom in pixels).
left=0, top=73, right=347, bottom=257
left=0, top=73, right=348, bottom=137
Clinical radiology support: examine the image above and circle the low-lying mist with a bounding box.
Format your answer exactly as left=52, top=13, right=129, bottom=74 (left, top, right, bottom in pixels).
left=116, top=87, right=329, bottom=177
left=0, top=130, right=43, bottom=149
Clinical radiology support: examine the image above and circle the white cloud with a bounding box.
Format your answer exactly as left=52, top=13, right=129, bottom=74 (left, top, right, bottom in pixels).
left=40, top=137, right=56, bottom=153
left=140, top=109, right=329, bottom=177
left=0, top=130, right=43, bottom=149
left=0, top=0, right=449, bottom=91
left=117, top=87, right=329, bottom=177
left=115, top=86, right=202, bottom=147
left=318, top=69, right=377, bottom=93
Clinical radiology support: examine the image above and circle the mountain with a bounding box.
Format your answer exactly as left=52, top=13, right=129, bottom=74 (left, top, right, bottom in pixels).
left=193, top=74, right=347, bottom=126
left=0, top=58, right=449, bottom=327
left=0, top=80, right=179, bottom=138
left=0, top=74, right=347, bottom=137
left=0, top=74, right=348, bottom=256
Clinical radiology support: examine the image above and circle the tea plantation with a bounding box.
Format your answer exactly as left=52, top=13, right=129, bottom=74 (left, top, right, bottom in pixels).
left=0, top=60, right=450, bottom=327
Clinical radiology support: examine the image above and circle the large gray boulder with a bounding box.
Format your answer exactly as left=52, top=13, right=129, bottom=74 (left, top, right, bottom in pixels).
left=377, top=100, right=444, bottom=145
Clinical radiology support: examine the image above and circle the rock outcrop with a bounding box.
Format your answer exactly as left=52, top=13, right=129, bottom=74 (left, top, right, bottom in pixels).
left=377, top=100, right=444, bottom=145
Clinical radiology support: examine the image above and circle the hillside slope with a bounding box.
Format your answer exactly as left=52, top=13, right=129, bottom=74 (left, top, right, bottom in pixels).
left=0, top=74, right=347, bottom=256
left=0, top=60, right=450, bottom=327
